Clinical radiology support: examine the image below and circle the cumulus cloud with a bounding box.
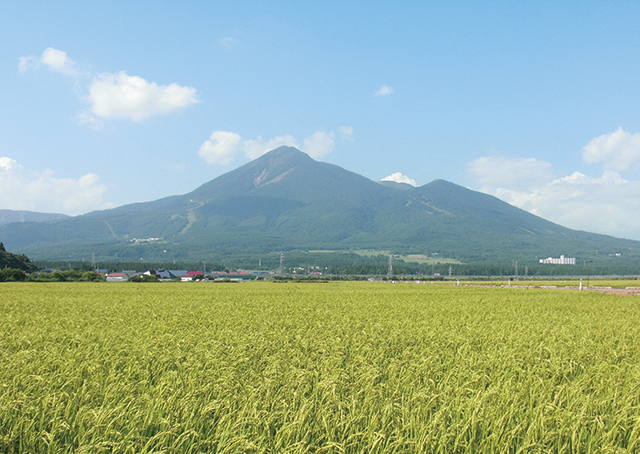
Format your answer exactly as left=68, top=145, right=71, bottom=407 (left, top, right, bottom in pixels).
left=303, top=131, right=335, bottom=158
left=467, top=130, right=640, bottom=240
left=87, top=72, right=198, bottom=121
left=467, top=156, right=555, bottom=190
left=40, top=48, right=78, bottom=76
left=381, top=172, right=417, bottom=186
left=374, top=85, right=394, bottom=96
left=199, top=129, right=347, bottom=164
left=582, top=127, right=640, bottom=172
left=0, top=157, right=110, bottom=216
left=493, top=171, right=640, bottom=240
left=198, top=131, right=243, bottom=165
left=19, top=47, right=79, bottom=76
left=19, top=48, right=198, bottom=126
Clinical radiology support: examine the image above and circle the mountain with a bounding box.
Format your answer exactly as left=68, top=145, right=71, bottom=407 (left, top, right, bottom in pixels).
left=1, top=146, right=638, bottom=264
left=378, top=180, right=414, bottom=191
left=0, top=210, right=69, bottom=226
left=0, top=242, right=36, bottom=271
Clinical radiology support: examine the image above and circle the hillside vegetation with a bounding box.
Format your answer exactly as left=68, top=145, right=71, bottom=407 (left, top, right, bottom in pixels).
left=1, top=147, right=639, bottom=265
left=0, top=242, right=35, bottom=271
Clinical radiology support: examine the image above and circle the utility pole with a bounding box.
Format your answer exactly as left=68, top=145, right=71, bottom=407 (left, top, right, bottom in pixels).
left=514, top=260, right=518, bottom=280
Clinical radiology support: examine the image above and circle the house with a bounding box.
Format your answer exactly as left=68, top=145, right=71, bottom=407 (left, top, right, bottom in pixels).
left=180, top=271, right=203, bottom=282
left=106, top=271, right=141, bottom=282
left=539, top=255, right=576, bottom=265
left=144, top=269, right=179, bottom=281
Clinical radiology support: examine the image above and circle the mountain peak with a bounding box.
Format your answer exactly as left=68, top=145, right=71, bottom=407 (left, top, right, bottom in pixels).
left=3, top=145, right=640, bottom=265
left=257, top=146, right=311, bottom=162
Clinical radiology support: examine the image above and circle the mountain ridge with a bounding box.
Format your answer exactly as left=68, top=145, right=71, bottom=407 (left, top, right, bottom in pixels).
left=1, top=146, right=638, bottom=264
left=0, top=210, right=70, bottom=226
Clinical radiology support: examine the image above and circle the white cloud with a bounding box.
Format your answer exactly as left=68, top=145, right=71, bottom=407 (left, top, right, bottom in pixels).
left=40, top=48, right=78, bottom=76
left=76, top=112, right=104, bottom=130
left=467, top=156, right=555, bottom=189
left=18, top=48, right=79, bottom=76
left=468, top=131, right=640, bottom=240
left=242, top=135, right=299, bottom=160
left=19, top=48, right=198, bottom=125
left=381, top=172, right=417, bottom=186
left=0, top=157, right=18, bottom=173
left=0, top=157, right=110, bottom=216
left=582, top=127, right=640, bottom=172
left=338, top=125, right=353, bottom=140
left=198, top=129, right=344, bottom=164
left=375, top=85, right=394, bottom=96
left=493, top=170, right=640, bottom=240
left=198, top=131, right=242, bottom=165
left=88, top=72, right=198, bottom=121
left=303, top=131, right=335, bottom=158
left=18, top=56, right=35, bottom=74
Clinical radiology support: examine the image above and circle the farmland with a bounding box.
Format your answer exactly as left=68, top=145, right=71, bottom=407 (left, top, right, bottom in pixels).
left=1, top=282, right=640, bottom=453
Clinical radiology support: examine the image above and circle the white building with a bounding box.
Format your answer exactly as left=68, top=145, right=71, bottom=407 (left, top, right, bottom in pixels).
left=539, top=255, right=576, bottom=265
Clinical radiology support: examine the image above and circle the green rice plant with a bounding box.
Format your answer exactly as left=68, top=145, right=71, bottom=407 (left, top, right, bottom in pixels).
left=1, top=282, right=639, bottom=453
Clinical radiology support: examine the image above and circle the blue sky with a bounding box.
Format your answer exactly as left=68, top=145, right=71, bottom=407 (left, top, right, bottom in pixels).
left=2, top=1, right=640, bottom=239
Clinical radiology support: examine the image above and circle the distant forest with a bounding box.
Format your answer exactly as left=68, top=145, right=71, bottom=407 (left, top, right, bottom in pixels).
left=29, top=250, right=640, bottom=278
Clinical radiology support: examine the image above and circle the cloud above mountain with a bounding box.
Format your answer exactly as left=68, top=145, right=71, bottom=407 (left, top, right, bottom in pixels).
left=197, top=131, right=243, bottom=165
left=198, top=128, right=349, bottom=165
left=0, top=157, right=111, bottom=215
left=19, top=48, right=198, bottom=126
left=381, top=172, right=417, bottom=186
left=468, top=156, right=554, bottom=189
left=582, top=127, right=640, bottom=172
left=468, top=128, right=640, bottom=240
left=242, top=135, right=299, bottom=160
left=87, top=72, right=197, bottom=122
left=303, top=131, right=335, bottom=159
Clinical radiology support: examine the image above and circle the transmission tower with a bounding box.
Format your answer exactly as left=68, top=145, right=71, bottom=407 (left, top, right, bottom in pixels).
left=388, top=255, right=393, bottom=276
left=278, top=252, right=284, bottom=274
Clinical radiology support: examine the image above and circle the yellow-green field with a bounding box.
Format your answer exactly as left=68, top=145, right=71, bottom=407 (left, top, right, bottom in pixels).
left=436, top=279, right=640, bottom=289
left=1, top=282, right=640, bottom=453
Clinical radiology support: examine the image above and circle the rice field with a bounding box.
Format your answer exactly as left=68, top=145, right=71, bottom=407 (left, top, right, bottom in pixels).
left=1, top=281, right=640, bottom=453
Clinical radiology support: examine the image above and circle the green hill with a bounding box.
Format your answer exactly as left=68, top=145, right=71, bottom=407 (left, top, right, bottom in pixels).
left=0, top=210, right=69, bottom=226
left=1, top=146, right=638, bottom=265
left=0, top=242, right=36, bottom=271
